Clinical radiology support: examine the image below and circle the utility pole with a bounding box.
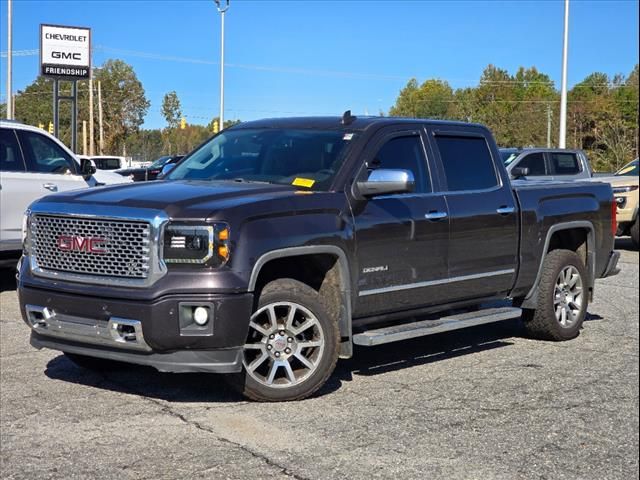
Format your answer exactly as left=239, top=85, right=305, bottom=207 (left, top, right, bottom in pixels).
left=214, top=0, right=230, bottom=130
left=559, top=0, right=570, bottom=148
left=89, top=76, right=95, bottom=155
left=547, top=104, right=552, bottom=148
left=6, top=0, right=13, bottom=119
left=97, top=80, right=104, bottom=154
left=82, top=120, right=87, bottom=155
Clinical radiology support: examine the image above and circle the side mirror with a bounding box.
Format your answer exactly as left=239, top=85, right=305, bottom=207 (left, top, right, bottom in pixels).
left=80, top=158, right=97, bottom=178
left=511, top=167, right=530, bottom=178
left=356, top=169, right=415, bottom=198
left=159, top=163, right=175, bottom=179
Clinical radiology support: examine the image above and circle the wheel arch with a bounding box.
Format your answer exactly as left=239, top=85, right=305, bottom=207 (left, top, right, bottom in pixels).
left=521, top=221, right=595, bottom=309
left=249, top=246, right=353, bottom=358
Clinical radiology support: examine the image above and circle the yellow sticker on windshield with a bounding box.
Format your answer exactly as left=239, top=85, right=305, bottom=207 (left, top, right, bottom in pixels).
left=618, top=166, right=635, bottom=175
left=292, top=178, right=315, bottom=188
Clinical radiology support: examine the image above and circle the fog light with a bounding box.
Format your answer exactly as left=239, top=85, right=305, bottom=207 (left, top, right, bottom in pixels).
left=193, top=306, right=209, bottom=326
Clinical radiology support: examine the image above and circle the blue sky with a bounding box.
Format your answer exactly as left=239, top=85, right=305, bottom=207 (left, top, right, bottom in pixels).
left=1, top=0, right=638, bottom=129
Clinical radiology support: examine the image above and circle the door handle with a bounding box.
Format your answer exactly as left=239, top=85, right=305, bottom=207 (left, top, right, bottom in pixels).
left=425, top=211, right=448, bottom=221
left=496, top=206, right=515, bottom=215
left=43, top=183, right=58, bottom=192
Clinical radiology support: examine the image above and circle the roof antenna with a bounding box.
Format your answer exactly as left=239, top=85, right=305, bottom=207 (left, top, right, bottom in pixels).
left=342, top=110, right=356, bottom=125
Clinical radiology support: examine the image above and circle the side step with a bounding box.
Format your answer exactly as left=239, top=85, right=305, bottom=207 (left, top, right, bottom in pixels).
left=352, top=307, right=522, bottom=347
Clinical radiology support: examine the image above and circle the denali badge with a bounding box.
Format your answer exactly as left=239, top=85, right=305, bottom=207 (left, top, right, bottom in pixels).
left=57, top=235, right=107, bottom=254
left=362, top=265, right=389, bottom=274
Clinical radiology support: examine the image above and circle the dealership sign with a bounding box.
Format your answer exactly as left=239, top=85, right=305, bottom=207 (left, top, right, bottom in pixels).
left=40, top=24, right=91, bottom=79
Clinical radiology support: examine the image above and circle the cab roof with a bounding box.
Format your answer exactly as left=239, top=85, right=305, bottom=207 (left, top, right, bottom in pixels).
left=233, top=116, right=485, bottom=132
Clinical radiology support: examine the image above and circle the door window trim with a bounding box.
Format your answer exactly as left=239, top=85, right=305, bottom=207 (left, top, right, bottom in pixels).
left=514, top=151, right=549, bottom=176
left=16, top=129, right=79, bottom=175
left=352, top=127, right=436, bottom=197
left=0, top=128, right=27, bottom=173
left=549, top=151, right=583, bottom=176
left=430, top=130, right=503, bottom=195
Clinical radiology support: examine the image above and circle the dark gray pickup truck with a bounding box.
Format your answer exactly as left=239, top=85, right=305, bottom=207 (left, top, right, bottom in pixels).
left=18, top=115, right=620, bottom=401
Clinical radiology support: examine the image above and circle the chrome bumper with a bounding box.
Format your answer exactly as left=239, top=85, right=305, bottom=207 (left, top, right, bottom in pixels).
left=24, top=304, right=152, bottom=352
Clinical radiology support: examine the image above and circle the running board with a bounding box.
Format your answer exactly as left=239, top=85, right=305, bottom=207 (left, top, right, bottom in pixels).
left=352, top=307, right=522, bottom=347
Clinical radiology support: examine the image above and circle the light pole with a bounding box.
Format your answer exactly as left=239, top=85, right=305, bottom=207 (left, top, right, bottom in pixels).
left=6, top=0, right=13, bottom=119
left=214, top=0, right=230, bottom=130
left=559, top=0, right=569, bottom=148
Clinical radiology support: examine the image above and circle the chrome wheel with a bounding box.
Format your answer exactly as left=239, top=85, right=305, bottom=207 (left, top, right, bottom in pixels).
left=554, top=265, right=584, bottom=327
left=243, top=302, right=325, bottom=389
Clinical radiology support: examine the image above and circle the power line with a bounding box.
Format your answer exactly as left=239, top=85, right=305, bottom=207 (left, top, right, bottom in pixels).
left=1, top=45, right=634, bottom=87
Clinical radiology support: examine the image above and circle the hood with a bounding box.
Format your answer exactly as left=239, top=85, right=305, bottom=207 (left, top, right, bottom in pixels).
left=37, top=180, right=314, bottom=219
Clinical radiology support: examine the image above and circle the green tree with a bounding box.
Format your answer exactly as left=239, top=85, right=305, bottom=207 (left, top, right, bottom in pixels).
left=93, top=59, right=150, bottom=154
left=161, top=91, right=182, bottom=129
left=389, top=78, right=454, bottom=119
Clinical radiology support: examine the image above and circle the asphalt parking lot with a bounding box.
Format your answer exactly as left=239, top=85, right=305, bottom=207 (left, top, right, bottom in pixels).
left=1, top=239, right=638, bottom=480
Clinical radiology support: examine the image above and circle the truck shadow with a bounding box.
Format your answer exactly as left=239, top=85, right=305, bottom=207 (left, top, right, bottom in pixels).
left=0, top=269, right=18, bottom=293
left=44, top=313, right=603, bottom=402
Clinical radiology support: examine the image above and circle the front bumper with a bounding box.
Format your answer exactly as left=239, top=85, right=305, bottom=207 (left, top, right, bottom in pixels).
left=30, top=333, right=243, bottom=373
left=19, top=285, right=254, bottom=374
left=600, top=250, right=620, bottom=278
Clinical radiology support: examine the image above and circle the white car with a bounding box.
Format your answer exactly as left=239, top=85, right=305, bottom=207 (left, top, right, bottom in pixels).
left=90, top=155, right=128, bottom=170
left=77, top=156, right=134, bottom=185
left=0, top=120, right=132, bottom=265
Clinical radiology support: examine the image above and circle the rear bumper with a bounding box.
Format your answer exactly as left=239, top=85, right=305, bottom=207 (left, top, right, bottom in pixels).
left=600, top=251, right=620, bottom=278
left=30, top=332, right=243, bottom=373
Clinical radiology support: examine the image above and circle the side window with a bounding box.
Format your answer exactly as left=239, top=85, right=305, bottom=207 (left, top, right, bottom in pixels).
left=17, top=130, right=77, bottom=175
left=369, top=135, right=431, bottom=193
left=435, top=135, right=498, bottom=191
left=551, top=152, right=580, bottom=175
left=517, top=153, right=547, bottom=175
left=0, top=129, right=25, bottom=172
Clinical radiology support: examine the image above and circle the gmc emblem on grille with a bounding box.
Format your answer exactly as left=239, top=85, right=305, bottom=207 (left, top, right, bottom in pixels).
left=57, top=235, right=107, bottom=254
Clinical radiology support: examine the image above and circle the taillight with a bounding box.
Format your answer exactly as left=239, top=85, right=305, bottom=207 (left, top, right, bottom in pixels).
left=611, top=197, right=617, bottom=237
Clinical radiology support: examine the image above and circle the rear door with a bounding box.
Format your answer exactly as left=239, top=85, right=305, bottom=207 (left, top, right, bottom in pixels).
left=429, top=127, right=518, bottom=301
left=352, top=126, right=450, bottom=317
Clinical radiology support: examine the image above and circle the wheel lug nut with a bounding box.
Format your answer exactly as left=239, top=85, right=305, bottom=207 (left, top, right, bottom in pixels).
left=279, top=330, right=285, bottom=336
left=269, top=334, right=275, bottom=339
left=267, top=345, right=272, bottom=350
left=274, top=352, right=280, bottom=358
left=285, top=348, right=291, bottom=354
left=287, top=337, right=293, bottom=342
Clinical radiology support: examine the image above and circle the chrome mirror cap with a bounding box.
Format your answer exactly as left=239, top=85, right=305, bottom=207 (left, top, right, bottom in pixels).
left=356, top=169, right=415, bottom=197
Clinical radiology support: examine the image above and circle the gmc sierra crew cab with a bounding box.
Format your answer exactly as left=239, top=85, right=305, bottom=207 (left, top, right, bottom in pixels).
left=18, top=114, right=620, bottom=402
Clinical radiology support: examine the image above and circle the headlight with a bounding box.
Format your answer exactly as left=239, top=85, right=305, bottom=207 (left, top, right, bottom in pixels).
left=612, top=185, right=638, bottom=194
left=163, top=223, right=230, bottom=266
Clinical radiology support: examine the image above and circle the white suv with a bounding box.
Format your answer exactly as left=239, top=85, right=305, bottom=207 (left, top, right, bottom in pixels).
left=0, top=120, right=132, bottom=265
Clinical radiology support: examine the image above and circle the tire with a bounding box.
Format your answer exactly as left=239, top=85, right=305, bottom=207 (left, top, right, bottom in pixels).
left=630, top=217, right=639, bottom=249
left=234, top=278, right=340, bottom=402
left=521, top=249, right=588, bottom=341
left=64, top=352, right=125, bottom=371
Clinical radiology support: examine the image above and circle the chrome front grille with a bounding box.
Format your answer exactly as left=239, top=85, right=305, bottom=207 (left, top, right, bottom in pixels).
left=31, top=214, right=151, bottom=279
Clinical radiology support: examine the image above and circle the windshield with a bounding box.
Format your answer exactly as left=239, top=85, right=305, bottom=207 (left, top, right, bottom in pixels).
left=167, top=128, right=357, bottom=190
left=500, top=149, right=520, bottom=165
left=149, top=156, right=172, bottom=169
left=615, top=159, right=639, bottom=176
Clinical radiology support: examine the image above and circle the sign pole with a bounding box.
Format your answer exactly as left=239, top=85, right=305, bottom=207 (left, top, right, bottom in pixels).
left=53, top=79, right=59, bottom=137
left=71, top=80, right=78, bottom=153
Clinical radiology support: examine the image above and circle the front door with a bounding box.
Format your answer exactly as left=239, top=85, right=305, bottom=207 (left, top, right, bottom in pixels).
left=352, top=127, right=449, bottom=318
